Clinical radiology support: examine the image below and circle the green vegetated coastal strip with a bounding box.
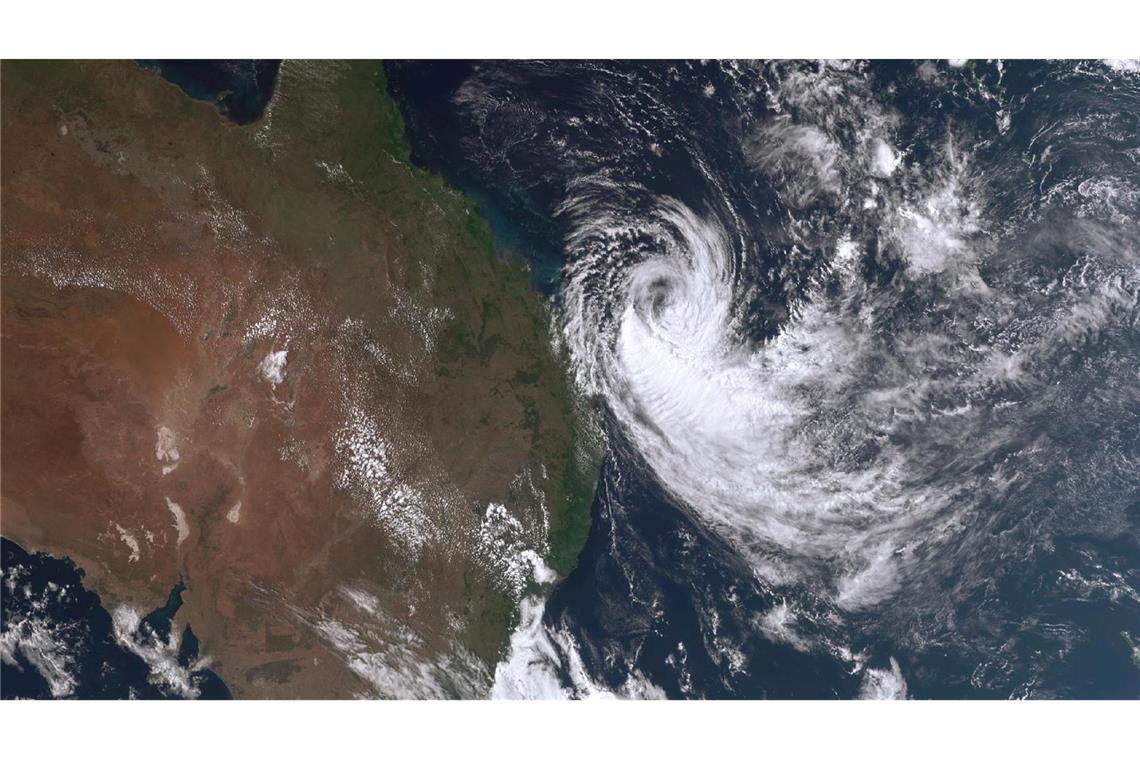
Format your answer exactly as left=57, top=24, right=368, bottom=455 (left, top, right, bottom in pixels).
left=240, top=58, right=603, bottom=577
left=2, top=58, right=606, bottom=697
left=367, top=63, right=603, bottom=577
left=204, top=58, right=602, bottom=579
left=278, top=59, right=603, bottom=578
left=2, top=60, right=601, bottom=670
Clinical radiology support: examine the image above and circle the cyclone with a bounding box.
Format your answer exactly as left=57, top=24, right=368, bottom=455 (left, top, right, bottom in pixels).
left=388, top=59, right=1140, bottom=698
left=559, top=96, right=1139, bottom=616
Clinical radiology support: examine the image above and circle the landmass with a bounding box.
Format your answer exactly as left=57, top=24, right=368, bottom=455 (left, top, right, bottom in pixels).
left=1, top=60, right=599, bottom=698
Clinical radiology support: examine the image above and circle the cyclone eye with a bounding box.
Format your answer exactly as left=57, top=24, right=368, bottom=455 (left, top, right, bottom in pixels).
left=647, top=276, right=673, bottom=313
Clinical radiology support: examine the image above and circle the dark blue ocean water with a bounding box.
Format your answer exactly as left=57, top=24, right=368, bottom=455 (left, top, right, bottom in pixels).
left=4, top=60, right=1138, bottom=700
left=138, top=60, right=279, bottom=124
left=1, top=537, right=230, bottom=699
left=385, top=60, right=1140, bottom=699
left=0, top=61, right=273, bottom=701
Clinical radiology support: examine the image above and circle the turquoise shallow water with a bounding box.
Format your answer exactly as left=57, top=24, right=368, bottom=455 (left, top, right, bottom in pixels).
left=5, top=59, right=1139, bottom=700
left=387, top=59, right=1140, bottom=699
